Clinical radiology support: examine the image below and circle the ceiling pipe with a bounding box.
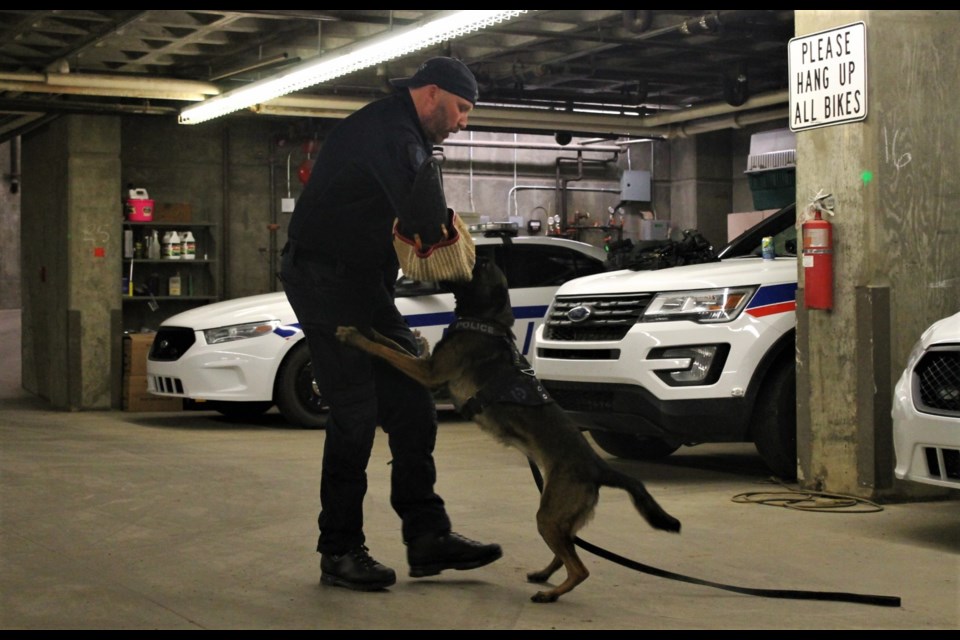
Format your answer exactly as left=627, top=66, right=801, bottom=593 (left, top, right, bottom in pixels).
left=640, top=90, right=786, bottom=126
left=0, top=71, right=220, bottom=101
left=667, top=107, right=788, bottom=138
left=0, top=113, right=58, bottom=140
left=209, top=53, right=297, bottom=82
left=256, top=90, right=787, bottom=138
left=0, top=81, right=213, bottom=102
left=0, top=97, right=176, bottom=116
left=0, top=72, right=788, bottom=139
left=440, top=139, right=621, bottom=153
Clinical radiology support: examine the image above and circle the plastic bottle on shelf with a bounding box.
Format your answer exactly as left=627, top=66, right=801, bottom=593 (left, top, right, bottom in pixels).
left=123, top=229, right=134, bottom=259
left=169, top=272, right=182, bottom=296
left=161, top=231, right=172, bottom=258
left=147, top=229, right=161, bottom=260
left=181, top=230, right=196, bottom=260
left=165, top=230, right=181, bottom=259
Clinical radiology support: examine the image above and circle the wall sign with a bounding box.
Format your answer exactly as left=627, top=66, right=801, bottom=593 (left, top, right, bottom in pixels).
left=788, top=22, right=867, bottom=132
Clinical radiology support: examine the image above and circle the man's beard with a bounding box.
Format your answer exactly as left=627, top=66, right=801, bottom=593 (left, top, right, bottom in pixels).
left=421, top=103, right=453, bottom=144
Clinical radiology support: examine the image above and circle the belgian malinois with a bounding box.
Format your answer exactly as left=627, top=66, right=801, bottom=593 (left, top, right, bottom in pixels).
left=336, top=256, right=681, bottom=602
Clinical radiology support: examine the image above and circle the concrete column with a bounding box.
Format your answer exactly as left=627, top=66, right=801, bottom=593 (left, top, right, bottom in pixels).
left=21, top=115, right=121, bottom=409
left=668, top=129, right=734, bottom=247
left=795, top=10, right=960, bottom=498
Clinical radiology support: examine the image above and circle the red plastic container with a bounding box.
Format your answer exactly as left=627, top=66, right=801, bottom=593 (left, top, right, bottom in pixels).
left=125, top=188, right=154, bottom=222
left=125, top=199, right=154, bottom=222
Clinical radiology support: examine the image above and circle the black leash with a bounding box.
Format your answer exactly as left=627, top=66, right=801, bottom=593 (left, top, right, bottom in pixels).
left=526, top=459, right=901, bottom=608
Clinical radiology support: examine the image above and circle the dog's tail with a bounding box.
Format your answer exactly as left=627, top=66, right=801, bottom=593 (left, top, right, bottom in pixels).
left=603, top=468, right=681, bottom=533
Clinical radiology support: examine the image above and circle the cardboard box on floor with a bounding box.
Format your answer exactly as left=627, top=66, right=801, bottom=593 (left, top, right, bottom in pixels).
left=123, top=333, right=182, bottom=412
left=124, top=332, right=155, bottom=376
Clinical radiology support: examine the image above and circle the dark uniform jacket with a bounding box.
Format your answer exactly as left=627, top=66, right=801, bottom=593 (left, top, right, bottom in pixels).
left=285, top=90, right=432, bottom=283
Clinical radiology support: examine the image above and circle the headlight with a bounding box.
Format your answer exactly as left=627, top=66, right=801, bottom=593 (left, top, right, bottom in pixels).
left=643, top=286, right=756, bottom=323
left=204, top=320, right=279, bottom=345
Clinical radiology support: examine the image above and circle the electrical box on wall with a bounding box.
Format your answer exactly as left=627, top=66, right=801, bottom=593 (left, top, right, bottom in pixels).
left=281, top=198, right=296, bottom=213
left=620, top=170, right=651, bottom=202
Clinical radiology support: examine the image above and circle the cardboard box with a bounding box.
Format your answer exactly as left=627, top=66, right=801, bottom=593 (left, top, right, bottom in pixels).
left=727, top=209, right=778, bottom=242
left=154, top=202, right=193, bottom=223
left=123, top=332, right=156, bottom=376
left=123, top=374, right=183, bottom=412
left=640, top=219, right=670, bottom=241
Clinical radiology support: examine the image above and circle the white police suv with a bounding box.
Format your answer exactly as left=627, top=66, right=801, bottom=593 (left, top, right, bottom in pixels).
left=145, top=228, right=608, bottom=428
left=530, top=204, right=800, bottom=479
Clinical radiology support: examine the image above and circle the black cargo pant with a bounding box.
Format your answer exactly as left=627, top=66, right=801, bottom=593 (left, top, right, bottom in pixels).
left=279, top=243, right=450, bottom=556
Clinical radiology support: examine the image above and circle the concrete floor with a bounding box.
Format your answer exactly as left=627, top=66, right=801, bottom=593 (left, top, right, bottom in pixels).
left=1, top=308, right=958, bottom=630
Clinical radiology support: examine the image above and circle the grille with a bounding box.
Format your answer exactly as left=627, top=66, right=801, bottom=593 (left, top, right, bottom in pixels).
left=544, top=293, right=653, bottom=342
left=915, top=348, right=960, bottom=416
left=541, top=381, right=614, bottom=412
left=149, top=326, right=196, bottom=362
left=152, top=375, right=185, bottom=395
left=923, top=447, right=960, bottom=483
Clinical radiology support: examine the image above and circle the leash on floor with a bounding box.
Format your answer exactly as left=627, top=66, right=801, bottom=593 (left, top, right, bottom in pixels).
left=525, top=459, right=902, bottom=608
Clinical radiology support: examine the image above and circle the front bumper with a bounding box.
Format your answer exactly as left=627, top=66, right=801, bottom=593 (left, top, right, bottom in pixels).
left=146, top=330, right=296, bottom=402
left=540, top=378, right=752, bottom=443
left=892, top=369, right=960, bottom=489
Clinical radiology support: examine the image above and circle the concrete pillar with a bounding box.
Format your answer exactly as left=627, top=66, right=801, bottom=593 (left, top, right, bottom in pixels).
left=668, top=129, right=733, bottom=247
left=795, top=10, right=960, bottom=499
left=0, top=138, right=22, bottom=309
left=21, top=115, right=121, bottom=409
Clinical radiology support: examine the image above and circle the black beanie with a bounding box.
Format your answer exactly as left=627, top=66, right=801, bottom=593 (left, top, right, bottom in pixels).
left=390, top=56, right=478, bottom=105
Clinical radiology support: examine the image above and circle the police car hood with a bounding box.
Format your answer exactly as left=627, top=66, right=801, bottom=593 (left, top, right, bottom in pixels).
left=555, top=255, right=797, bottom=297
left=157, top=292, right=297, bottom=331
left=156, top=288, right=430, bottom=332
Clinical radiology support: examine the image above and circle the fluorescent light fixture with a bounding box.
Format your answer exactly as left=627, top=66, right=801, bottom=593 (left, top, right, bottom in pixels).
left=179, top=10, right=526, bottom=125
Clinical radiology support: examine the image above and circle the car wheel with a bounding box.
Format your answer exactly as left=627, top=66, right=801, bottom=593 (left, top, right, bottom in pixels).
left=275, top=342, right=329, bottom=429
left=588, top=430, right=680, bottom=460
left=208, top=400, right=273, bottom=420
left=751, top=361, right=797, bottom=480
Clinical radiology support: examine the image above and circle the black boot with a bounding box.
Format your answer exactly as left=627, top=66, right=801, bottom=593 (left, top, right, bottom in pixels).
left=407, top=532, right=503, bottom=578
left=320, top=545, right=397, bottom=591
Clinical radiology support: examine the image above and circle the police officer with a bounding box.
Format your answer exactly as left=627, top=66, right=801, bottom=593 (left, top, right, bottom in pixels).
left=280, top=57, right=502, bottom=591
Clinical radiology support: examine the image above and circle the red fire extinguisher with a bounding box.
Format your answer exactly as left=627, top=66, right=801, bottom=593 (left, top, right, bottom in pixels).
left=802, top=195, right=834, bottom=311
left=297, top=137, right=320, bottom=186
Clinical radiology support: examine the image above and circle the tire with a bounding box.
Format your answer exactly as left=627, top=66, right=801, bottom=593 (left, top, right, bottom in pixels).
left=589, top=430, right=680, bottom=460
left=275, top=342, right=329, bottom=429
left=751, top=362, right=798, bottom=480
left=209, top=400, right=273, bottom=421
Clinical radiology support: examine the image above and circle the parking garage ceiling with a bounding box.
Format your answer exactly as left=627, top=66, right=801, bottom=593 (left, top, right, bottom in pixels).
left=0, top=10, right=795, bottom=144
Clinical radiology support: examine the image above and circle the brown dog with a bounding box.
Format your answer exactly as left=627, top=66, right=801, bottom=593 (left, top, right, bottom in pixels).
left=336, top=256, right=681, bottom=602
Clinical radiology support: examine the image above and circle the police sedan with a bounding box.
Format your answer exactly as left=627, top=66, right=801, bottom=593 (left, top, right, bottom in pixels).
left=145, top=229, right=608, bottom=427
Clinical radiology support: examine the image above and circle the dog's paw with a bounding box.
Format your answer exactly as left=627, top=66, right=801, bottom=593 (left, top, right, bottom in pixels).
left=526, top=570, right=550, bottom=584
left=531, top=590, right=559, bottom=604
left=335, top=326, right=361, bottom=344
